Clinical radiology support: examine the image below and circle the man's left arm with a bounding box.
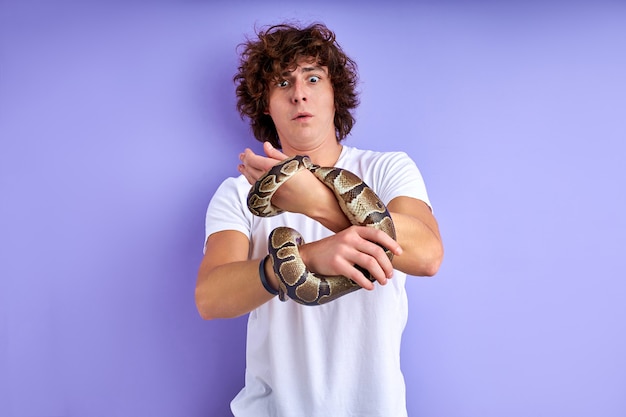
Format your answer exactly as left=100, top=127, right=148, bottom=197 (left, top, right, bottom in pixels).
left=387, top=196, right=443, bottom=277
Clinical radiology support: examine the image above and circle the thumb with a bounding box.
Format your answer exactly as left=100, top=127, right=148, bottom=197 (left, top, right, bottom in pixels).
left=264, top=141, right=288, bottom=160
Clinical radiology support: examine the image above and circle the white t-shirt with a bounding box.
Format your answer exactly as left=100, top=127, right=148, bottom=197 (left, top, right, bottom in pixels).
left=204, top=145, right=431, bottom=417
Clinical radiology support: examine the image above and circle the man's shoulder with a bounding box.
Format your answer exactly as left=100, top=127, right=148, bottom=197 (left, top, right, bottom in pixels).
left=211, top=175, right=251, bottom=204
left=216, top=174, right=251, bottom=192
left=340, top=145, right=412, bottom=167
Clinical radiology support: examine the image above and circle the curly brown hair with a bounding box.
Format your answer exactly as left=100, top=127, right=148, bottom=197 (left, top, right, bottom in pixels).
left=233, top=22, right=360, bottom=149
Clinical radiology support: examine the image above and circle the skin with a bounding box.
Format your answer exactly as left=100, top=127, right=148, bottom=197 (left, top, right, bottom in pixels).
left=195, top=59, right=444, bottom=319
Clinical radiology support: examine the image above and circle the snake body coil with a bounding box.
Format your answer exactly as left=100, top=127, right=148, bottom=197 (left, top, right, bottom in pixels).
left=248, top=155, right=396, bottom=305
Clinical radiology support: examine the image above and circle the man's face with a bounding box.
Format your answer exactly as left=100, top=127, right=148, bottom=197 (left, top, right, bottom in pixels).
left=266, top=58, right=336, bottom=152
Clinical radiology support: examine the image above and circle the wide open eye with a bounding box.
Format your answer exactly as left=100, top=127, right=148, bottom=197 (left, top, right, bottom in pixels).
left=277, top=79, right=289, bottom=88
left=308, top=75, right=320, bottom=83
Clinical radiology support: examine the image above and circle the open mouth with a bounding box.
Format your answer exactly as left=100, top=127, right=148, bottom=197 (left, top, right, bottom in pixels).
left=293, top=113, right=312, bottom=120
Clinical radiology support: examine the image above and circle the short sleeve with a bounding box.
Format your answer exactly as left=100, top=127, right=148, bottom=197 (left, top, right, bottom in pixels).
left=203, top=176, right=252, bottom=251
left=371, top=152, right=431, bottom=209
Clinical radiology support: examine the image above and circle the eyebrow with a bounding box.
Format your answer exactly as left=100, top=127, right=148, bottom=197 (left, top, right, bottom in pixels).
left=280, top=65, right=327, bottom=77
left=303, top=66, right=326, bottom=73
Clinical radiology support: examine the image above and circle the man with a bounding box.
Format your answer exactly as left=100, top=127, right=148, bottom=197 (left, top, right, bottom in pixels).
left=196, top=22, right=443, bottom=417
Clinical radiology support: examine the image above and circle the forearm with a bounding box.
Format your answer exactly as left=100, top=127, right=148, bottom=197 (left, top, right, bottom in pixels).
left=389, top=210, right=443, bottom=277
left=271, top=170, right=351, bottom=232
left=195, top=258, right=279, bottom=319
left=306, top=191, right=351, bottom=232
left=304, top=192, right=443, bottom=277
left=195, top=231, right=280, bottom=320
left=291, top=187, right=442, bottom=277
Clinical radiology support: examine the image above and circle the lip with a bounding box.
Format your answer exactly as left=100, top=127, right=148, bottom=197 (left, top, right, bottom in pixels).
left=292, top=112, right=313, bottom=121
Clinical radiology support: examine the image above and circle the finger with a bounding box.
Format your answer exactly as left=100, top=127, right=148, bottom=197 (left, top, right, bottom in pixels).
left=240, top=148, right=262, bottom=170
left=354, top=226, right=403, bottom=256
left=237, top=164, right=256, bottom=185
left=242, top=148, right=278, bottom=173
left=352, top=239, right=395, bottom=280
left=240, top=148, right=260, bottom=168
left=352, top=253, right=388, bottom=285
left=263, top=141, right=288, bottom=161
left=338, top=259, right=376, bottom=290
left=238, top=161, right=265, bottom=185
left=325, top=240, right=387, bottom=288
left=301, top=241, right=375, bottom=290
left=240, top=149, right=269, bottom=174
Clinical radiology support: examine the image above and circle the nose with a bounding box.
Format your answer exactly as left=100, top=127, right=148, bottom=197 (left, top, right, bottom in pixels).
left=291, top=79, right=307, bottom=104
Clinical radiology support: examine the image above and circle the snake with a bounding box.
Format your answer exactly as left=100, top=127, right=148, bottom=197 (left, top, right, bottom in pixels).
left=247, top=155, right=396, bottom=306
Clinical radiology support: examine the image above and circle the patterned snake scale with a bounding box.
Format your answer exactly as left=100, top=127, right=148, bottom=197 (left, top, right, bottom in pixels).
left=247, top=155, right=396, bottom=305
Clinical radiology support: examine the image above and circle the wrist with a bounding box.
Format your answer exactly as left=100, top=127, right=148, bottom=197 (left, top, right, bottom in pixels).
left=259, top=255, right=278, bottom=295
left=308, top=200, right=351, bottom=232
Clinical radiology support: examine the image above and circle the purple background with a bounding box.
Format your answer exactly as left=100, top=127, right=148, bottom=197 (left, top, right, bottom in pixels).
left=1, top=1, right=625, bottom=416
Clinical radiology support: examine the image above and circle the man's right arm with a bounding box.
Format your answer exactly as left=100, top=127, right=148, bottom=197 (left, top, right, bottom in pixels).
left=195, top=230, right=279, bottom=320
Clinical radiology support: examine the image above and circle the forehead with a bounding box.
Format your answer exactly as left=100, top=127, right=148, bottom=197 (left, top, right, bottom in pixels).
left=280, top=58, right=328, bottom=77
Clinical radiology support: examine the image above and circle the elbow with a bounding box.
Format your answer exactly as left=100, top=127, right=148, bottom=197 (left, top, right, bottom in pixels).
left=424, top=242, right=444, bottom=276
left=195, top=286, right=243, bottom=320
left=195, top=268, right=214, bottom=320
left=195, top=269, right=226, bottom=320
left=195, top=292, right=215, bottom=321
left=195, top=297, right=229, bottom=321
left=195, top=284, right=224, bottom=321
left=421, top=256, right=442, bottom=277
left=411, top=241, right=444, bottom=277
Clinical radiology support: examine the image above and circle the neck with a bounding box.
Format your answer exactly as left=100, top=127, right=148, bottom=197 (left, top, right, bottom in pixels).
left=281, top=139, right=343, bottom=167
